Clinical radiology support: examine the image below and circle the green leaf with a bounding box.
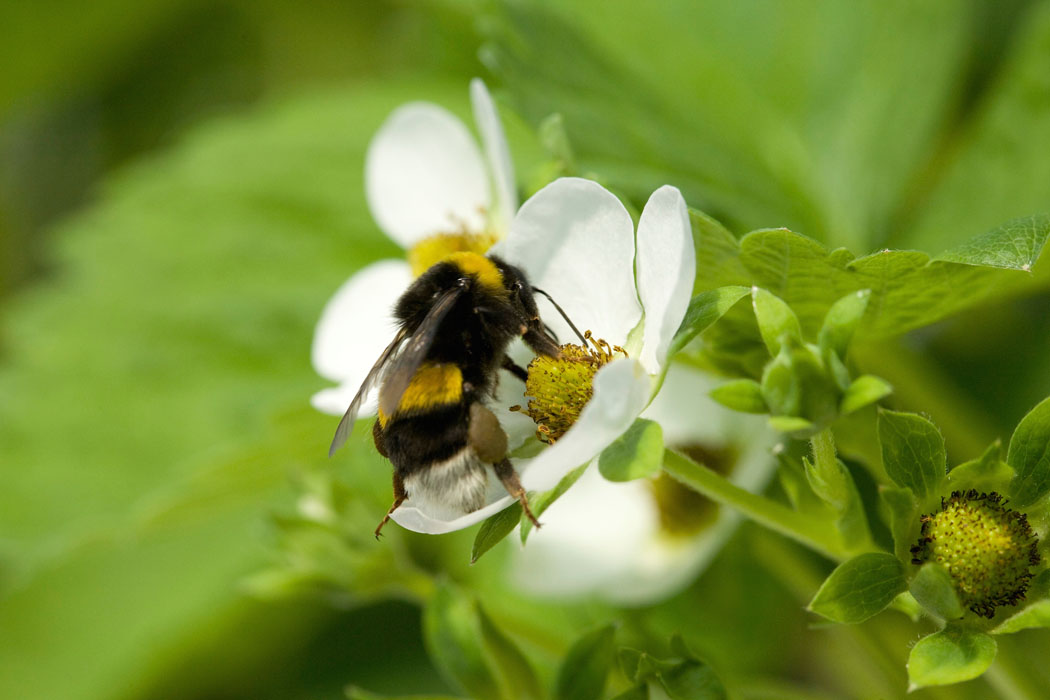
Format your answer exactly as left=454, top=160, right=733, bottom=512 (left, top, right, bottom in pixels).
left=733, top=226, right=1050, bottom=338
left=818, top=289, right=871, bottom=358
left=935, top=214, right=1050, bottom=270
left=423, top=583, right=502, bottom=700
left=472, top=504, right=522, bottom=564
left=554, top=625, right=616, bottom=700
left=1007, top=395, right=1050, bottom=507
left=709, top=379, right=768, bottom=414
left=907, top=628, right=997, bottom=689
left=520, top=464, right=588, bottom=544
left=880, top=487, right=919, bottom=563
left=992, top=600, right=1050, bottom=635
left=877, top=409, right=946, bottom=502
left=477, top=605, right=543, bottom=700
left=840, top=375, right=893, bottom=415
left=751, top=287, right=802, bottom=356
left=808, top=553, right=907, bottom=624
left=609, top=687, right=649, bottom=700
left=598, top=418, right=664, bottom=482
left=488, top=1, right=974, bottom=250
left=668, top=285, right=750, bottom=357
left=910, top=564, right=965, bottom=620
left=946, top=440, right=1013, bottom=493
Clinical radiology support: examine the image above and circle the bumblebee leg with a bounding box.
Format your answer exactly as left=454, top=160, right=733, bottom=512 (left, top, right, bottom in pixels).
left=468, top=403, right=509, bottom=464
left=500, top=355, right=528, bottom=382
left=495, top=458, right=540, bottom=529
left=372, top=419, right=388, bottom=458
left=374, top=472, right=406, bottom=540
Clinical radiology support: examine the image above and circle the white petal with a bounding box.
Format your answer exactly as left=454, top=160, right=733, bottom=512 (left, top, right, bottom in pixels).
left=511, top=463, right=659, bottom=596
left=311, top=384, right=376, bottom=418
left=641, top=363, right=769, bottom=446
left=495, top=178, right=641, bottom=346
left=311, top=260, right=411, bottom=416
left=470, top=79, right=517, bottom=235
left=636, top=186, right=695, bottom=374
left=365, top=103, right=489, bottom=248
left=392, top=494, right=515, bottom=535
left=519, top=358, right=652, bottom=492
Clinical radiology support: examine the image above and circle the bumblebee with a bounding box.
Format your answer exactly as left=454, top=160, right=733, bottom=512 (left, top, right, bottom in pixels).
left=329, top=251, right=571, bottom=538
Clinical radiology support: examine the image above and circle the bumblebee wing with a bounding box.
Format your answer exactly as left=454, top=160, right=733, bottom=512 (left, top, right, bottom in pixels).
left=377, top=285, right=465, bottom=419
left=328, top=328, right=408, bottom=457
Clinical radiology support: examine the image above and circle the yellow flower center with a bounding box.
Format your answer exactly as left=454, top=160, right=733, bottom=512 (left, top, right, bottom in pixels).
left=513, top=332, right=627, bottom=444
left=408, top=228, right=500, bottom=277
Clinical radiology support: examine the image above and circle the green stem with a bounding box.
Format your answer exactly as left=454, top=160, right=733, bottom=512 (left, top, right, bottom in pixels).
left=663, top=448, right=847, bottom=560
left=984, top=662, right=1033, bottom=700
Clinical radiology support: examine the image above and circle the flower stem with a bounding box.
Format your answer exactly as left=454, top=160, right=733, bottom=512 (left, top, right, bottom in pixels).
left=662, top=448, right=847, bottom=560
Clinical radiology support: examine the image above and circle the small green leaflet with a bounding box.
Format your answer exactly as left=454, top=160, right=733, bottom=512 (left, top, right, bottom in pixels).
left=1006, top=394, right=1050, bottom=508
left=877, top=409, right=946, bottom=504
left=598, top=418, right=664, bottom=482
left=808, top=553, right=907, bottom=624
left=907, top=627, right=997, bottom=689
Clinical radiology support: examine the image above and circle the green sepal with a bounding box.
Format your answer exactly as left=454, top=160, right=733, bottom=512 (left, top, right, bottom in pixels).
left=946, top=440, right=1013, bottom=493
left=840, top=375, right=893, bottom=415
left=825, top=349, right=852, bottom=393
left=818, top=289, right=871, bottom=359
left=761, top=339, right=840, bottom=429
left=768, top=416, right=816, bottom=436
left=709, top=379, right=768, bottom=414
left=751, top=287, right=802, bottom=356
left=521, top=463, right=588, bottom=544
left=889, top=591, right=924, bottom=622
left=599, top=418, right=664, bottom=482
left=808, top=552, right=908, bottom=624
left=877, top=409, right=947, bottom=503
left=879, top=486, right=919, bottom=563
left=910, top=563, right=965, bottom=620
left=668, top=286, right=751, bottom=358
left=907, top=627, right=997, bottom=689
left=472, top=504, right=522, bottom=564
left=554, top=624, right=616, bottom=700
left=803, top=456, right=870, bottom=549
left=1007, top=394, right=1050, bottom=508
left=991, top=600, right=1050, bottom=635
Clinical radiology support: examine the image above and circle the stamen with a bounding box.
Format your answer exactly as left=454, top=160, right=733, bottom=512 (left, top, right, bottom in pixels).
left=408, top=225, right=499, bottom=277
left=514, top=331, right=627, bottom=443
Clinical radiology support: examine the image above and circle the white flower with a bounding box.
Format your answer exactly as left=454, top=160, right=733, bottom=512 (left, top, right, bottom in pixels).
left=312, top=79, right=516, bottom=417
left=389, top=177, right=697, bottom=533
left=510, top=364, right=776, bottom=605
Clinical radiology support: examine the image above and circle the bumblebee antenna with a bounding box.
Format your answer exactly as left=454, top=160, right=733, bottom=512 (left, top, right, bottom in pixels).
left=533, top=288, right=587, bottom=346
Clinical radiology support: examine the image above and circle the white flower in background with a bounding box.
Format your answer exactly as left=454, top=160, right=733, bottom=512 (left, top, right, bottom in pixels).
left=511, top=364, right=776, bottom=605
left=312, top=79, right=517, bottom=417
left=390, top=177, right=697, bottom=533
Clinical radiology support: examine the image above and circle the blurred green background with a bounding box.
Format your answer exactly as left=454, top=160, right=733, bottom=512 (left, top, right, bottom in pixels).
left=3, top=1, right=1050, bottom=698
